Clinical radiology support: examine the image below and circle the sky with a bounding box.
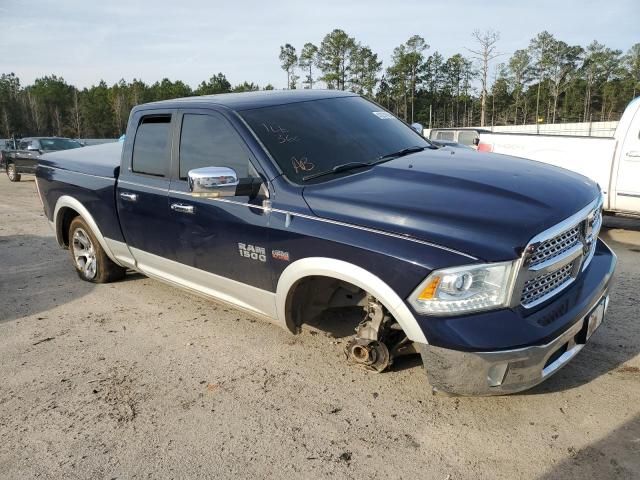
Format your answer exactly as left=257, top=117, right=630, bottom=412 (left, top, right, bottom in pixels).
left=1, top=0, right=638, bottom=90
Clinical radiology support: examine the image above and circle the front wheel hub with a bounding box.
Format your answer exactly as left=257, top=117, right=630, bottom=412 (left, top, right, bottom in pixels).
left=345, top=339, right=391, bottom=373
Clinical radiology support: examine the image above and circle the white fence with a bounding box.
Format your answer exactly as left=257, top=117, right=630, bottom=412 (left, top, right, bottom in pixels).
left=471, top=121, right=618, bottom=137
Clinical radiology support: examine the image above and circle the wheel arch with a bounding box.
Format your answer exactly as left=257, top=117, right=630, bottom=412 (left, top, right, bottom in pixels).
left=53, top=195, right=122, bottom=266
left=276, top=257, right=428, bottom=344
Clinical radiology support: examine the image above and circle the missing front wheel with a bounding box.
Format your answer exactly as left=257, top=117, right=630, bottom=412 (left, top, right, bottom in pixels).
left=343, top=297, right=413, bottom=373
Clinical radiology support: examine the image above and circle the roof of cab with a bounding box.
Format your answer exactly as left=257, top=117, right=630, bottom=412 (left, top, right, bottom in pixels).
left=134, top=89, right=358, bottom=112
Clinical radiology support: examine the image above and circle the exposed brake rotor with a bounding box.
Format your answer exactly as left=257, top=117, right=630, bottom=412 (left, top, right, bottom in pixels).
left=344, top=338, right=391, bottom=373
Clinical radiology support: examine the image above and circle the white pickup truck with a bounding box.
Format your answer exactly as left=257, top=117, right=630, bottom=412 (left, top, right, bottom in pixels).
left=477, top=97, right=640, bottom=216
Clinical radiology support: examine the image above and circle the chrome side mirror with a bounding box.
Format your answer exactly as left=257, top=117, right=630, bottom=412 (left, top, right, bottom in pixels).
left=188, top=166, right=239, bottom=198
left=410, top=123, right=424, bottom=135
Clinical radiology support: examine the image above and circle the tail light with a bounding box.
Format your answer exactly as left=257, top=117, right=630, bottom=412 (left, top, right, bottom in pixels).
left=477, top=143, right=493, bottom=152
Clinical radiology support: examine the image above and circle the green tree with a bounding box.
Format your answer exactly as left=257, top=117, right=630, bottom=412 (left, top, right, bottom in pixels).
left=195, top=73, right=231, bottom=95
left=0, top=73, right=22, bottom=137
left=349, top=45, right=381, bottom=97
left=546, top=41, right=582, bottom=123
left=279, top=44, right=298, bottom=89
left=581, top=41, right=622, bottom=120
left=404, top=35, right=429, bottom=122
left=81, top=81, right=114, bottom=137
left=623, top=43, right=640, bottom=99
left=507, top=49, right=533, bottom=124
left=149, top=78, right=192, bottom=101
left=386, top=36, right=429, bottom=122
left=318, top=29, right=356, bottom=90
left=110, top=79, right=129, bottom=135
left=232, top=81, right=260, bottom=92
left=28, top=75, right=74, bottom=135
left=299, top=43, right=319, bottom=89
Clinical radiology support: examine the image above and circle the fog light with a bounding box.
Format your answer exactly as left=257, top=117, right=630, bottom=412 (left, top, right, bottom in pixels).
left=487, top=363, right=509, bottom=387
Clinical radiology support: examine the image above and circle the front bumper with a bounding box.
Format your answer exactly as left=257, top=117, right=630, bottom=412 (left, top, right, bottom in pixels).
left=417, top=241, right=616, bottom=396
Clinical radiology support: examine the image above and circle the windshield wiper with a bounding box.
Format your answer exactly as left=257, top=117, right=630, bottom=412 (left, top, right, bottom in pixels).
left=302, top=162, right=372, bottom=182
left=376, top=145, right=427, bottom=161
left=302, top=145, right=429, bottom=182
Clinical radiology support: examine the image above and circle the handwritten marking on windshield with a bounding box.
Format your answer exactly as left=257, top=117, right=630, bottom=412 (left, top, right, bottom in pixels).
left=261, top=123, right=299, bottom=144
left=291, top=156, right=315, bottom=174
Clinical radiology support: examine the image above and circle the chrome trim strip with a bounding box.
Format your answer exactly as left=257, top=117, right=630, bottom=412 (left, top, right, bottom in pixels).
left=526, top=197, right=600, bottom=246
left=118, top=179, right=168, bottom=192
left=542, top=344, right=583, bottom=378
left=130, top=247, right=279, bottom=321
left=167, top=190, right=478, bottom=260
left=617, top=192, right=640, bottom=198
left=38, top=164, right=116, bottom=181
left=528, top=243, right=583, bottom=274
left=520, top=271, right=576, bottom=309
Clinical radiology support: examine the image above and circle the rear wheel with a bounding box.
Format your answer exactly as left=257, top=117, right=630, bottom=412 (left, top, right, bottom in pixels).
left=68, top=216, right=126, bottom=283
left=7, top=163, right=20, bottom=182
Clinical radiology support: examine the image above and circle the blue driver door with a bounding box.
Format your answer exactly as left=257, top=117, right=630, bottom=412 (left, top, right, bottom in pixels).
left=165, top=109, right=274, bottom=299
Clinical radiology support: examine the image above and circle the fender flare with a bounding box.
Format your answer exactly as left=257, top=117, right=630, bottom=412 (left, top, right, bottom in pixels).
left=276, top=257, right=428, bottom=344
left=53, top=195, right=122, bottom=266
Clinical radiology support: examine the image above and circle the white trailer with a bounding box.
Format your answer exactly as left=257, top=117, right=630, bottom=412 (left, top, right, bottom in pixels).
left=477, top=97, right=640, bottom=216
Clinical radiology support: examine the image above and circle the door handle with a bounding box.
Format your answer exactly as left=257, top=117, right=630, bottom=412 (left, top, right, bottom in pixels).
left=625, top=151, right=640, bottom=159
left=171, top=203, right=195, bottom=214
left=119, top=192, right=138, bottom=202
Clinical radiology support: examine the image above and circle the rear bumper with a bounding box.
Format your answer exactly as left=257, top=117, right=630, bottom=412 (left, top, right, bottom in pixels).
left=418, top=241, right=616, bottom=396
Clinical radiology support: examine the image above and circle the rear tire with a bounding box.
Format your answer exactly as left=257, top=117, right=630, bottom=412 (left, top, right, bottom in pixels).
left=68, top=216, right=126, bottom=283
left=7, top=163, right=20, bottom=182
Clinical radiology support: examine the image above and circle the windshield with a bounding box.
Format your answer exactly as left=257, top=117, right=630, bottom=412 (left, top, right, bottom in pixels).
left=39, top=138, right=82, bottom=151
left=240, top=96, right=429, bottom=183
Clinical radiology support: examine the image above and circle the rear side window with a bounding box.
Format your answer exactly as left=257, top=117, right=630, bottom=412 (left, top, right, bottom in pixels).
left=179, top=113, right=250, bottom=179
left=458, top=131, right=477, bottom=146
left=132, top=116, right=172, bottom=177
left=436, top=131, right=455, bottom=141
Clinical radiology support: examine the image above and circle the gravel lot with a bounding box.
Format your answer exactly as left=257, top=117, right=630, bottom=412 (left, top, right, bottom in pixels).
left=0, top=174, right=639, bottom=479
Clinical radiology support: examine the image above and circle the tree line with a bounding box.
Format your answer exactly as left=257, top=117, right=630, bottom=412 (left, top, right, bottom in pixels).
left=280, top=29, right=639, bottom=128
left=1, top=29, right=638, bottom=139
left=0, top=73, right=270, bottom=139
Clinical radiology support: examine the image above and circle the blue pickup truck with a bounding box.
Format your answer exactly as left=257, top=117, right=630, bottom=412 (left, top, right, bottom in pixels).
left=35, top=90, right=616, bottom=395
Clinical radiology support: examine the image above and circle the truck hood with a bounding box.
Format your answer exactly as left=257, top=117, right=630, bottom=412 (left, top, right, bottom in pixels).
left=302, top=149, right=600, bottom=262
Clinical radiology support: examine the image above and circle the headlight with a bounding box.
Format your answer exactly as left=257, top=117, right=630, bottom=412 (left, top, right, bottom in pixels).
left=409, top=261, right=517, bottom=316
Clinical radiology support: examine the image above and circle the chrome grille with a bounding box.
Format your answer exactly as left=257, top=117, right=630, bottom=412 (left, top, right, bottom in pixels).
left=521, top=261, right=575, bottom=306
left=514, top=198, right=603, bottom=309
left=529, top=224, right=581, bottom=267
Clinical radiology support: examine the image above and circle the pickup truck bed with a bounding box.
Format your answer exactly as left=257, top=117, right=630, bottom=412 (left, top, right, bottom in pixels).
left=38, top=142, right=125, bottom=247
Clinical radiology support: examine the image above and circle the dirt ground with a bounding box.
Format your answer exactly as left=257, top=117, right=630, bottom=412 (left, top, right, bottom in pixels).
left=0, top=174, right=639, bottom=480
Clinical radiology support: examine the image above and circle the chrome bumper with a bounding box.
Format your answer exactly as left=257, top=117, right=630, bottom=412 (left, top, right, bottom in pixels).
left=418, top=294, right=610, bottom=396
